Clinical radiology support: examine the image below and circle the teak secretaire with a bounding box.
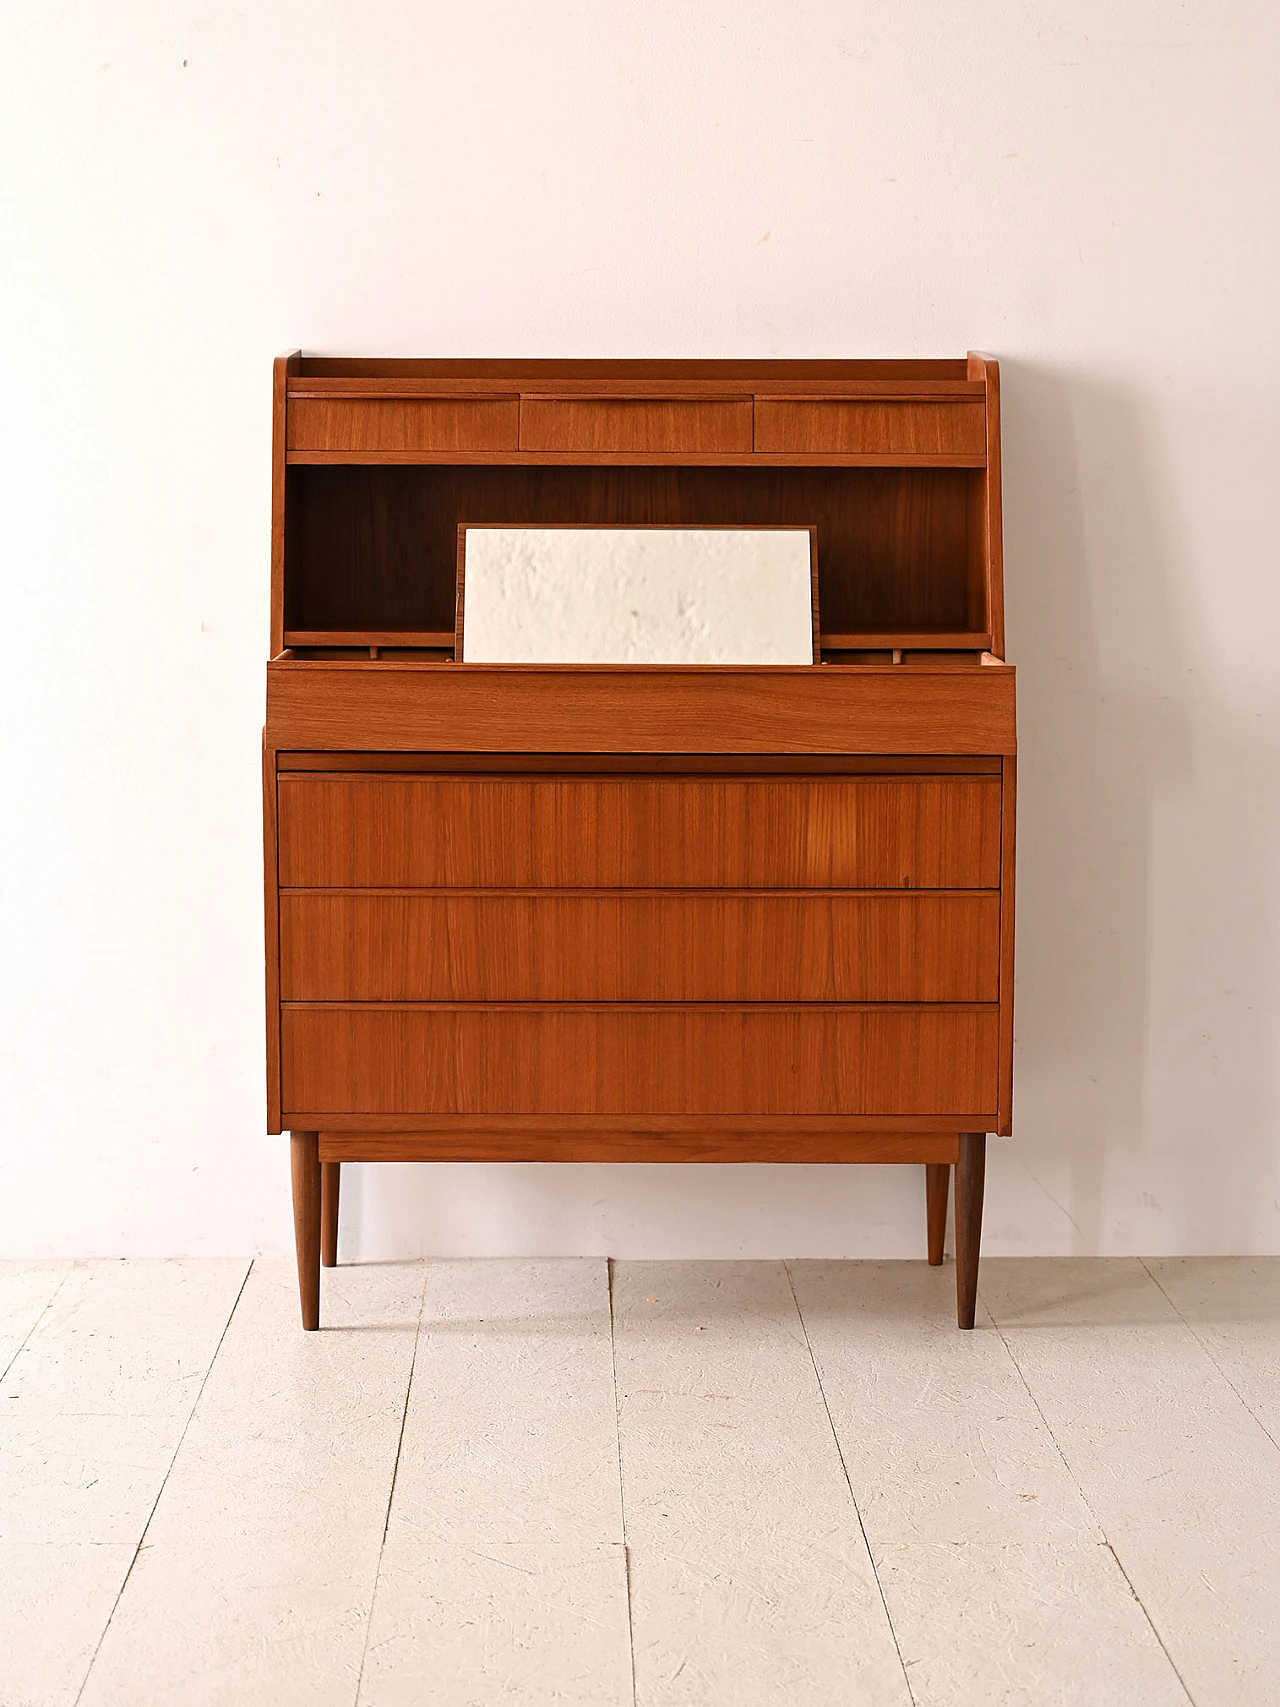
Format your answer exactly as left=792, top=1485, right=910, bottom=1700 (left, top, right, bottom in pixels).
left=263, top=354, right=1015, bottom=1329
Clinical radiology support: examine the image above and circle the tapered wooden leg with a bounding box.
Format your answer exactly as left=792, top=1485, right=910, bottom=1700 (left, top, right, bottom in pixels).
left=955, top=1132, right=987, bottom=1329
left=290, top=1131, right=321, bottom=1330
left=926, top=1162, right=950, bottom=1266
left=321, top=1162, right=340, bottom=1268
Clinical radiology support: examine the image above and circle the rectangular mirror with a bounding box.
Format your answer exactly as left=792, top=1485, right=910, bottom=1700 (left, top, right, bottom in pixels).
left=457, top=525, right=818, bottom=664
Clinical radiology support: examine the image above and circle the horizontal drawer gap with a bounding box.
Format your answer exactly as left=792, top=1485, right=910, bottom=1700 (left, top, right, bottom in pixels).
left=278, top=885, right=999, bottom=897
left=281, top=1000, right=998, bottom=1013
left=276, top=754, right=1005, bottom=774
left=277, top=767, right=1004, bottom=780
left=285, top=451, right=989, bottom=468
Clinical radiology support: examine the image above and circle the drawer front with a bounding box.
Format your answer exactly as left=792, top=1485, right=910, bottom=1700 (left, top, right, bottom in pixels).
left=280, top=891, right=1000, bottom=1003
left=277, top=776, right=1002, bottom=889
left=282, top=1004, right=999, bottom=1116
left=287, top=396, right=519, bottom=454
left=267, top=664, right=1017, bottom=755
left=520, top=396, right=753, bottom=454
left=754, top=398, right=986, bottom=458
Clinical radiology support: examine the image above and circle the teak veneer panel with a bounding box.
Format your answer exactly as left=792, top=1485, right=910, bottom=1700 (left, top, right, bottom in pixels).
left=318, top=1130, right=963, bottom=1164
left=265, top=664, right=1016, bottom=754
left=520, top=396, right=753, bottom=454
left=306, top=1112, right=982, bottom=1134
left=287, top=397, right=519, bottom=454
left=755, top=398, right=986, bottom=459
left=279, top=890, right=1001, bottom=1003
left=276, top=775, right=1002, bottom=889
left=281, top=1004, right=1000, bottom=1116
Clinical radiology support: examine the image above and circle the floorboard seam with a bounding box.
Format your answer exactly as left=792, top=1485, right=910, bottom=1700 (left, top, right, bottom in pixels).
left=71, top=1257, right=255, bottom=1707
left=608, top=1257, right=639, bottom=1707
left=784, top=1261, right=918, bottom=1707
left=0, top=1261, right=75, bottom=1384
left=352, top=1258, right=433, bottom=1707
left=981, top=1288, right=1200, bottom=1707
left=1140, top=1258, right=1280, bottom=1458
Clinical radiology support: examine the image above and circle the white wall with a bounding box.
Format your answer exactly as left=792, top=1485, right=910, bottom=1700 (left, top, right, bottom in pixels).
left=3, top=1, right=1277, bottom=1260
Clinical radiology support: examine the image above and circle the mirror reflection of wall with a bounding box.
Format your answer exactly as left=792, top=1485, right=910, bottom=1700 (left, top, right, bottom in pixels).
left=458, top=525, right=817, bottom=664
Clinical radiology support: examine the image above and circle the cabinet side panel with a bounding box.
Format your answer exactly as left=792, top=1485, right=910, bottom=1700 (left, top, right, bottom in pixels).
left=263, top=737, right=282, bottom=1132
left=271, top=351, right=301, bottom=658
left=998, top=755, right=1016, bottom=1134
left=967, top=353, right=1004, bottom=657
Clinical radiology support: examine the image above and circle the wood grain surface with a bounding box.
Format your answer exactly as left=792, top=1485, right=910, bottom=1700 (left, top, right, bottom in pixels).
left=276, top=774, right=1002, bottom=889
left=316, top=1130, right=962, bottom=1164
left=520, top=397, right=753, bottom=454
left=754, top=398, right=986, bottom=458
left=280, top=1003, right=1000, bottom=1117
left=265, top=662, right=1017, bottom=754
left=279, top=890, right=1000, bottom=1003
left=287, top=396, right=519, bottom=454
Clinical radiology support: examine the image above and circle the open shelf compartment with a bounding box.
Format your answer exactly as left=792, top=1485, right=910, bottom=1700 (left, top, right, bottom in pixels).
left=282, top=463, right=998, bottom=661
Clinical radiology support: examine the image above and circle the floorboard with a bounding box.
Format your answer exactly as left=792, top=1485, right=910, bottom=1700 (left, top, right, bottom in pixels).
left=358, top=1258, right=630, bottom=1707
left=0, top=1260, right=248, bottom=1707
left=0, top=1260, right=72, bottom=1378
left=77, top=1259, right=426, bottom=1707
left=1145, top=1256, right=1280, bottom=1444
left=984, top=1256, right=1280, bottom=1707
left=4, top=1255, right=1277, bottom=1705
left=378, top=1257, right=622, bottom=1543
left=790, top=1259, right=1189, bottom=1706
left=613, top=1260, right=911, bottom=1707
left=360, top=1540, right=632, bottom=1707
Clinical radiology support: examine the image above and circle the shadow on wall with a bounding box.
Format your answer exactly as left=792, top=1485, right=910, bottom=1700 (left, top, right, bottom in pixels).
left=330, top=363, right=1280, bottom=1260
left=1000, top=361, right=1278, bottom=1255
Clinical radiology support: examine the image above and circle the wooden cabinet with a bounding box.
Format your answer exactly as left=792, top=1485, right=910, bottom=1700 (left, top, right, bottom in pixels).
left=265, top=353, right=1015, bottom=1330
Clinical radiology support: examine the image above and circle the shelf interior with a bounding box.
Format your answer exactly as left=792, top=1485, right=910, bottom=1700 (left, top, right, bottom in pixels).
left=285, top=463, right=990, bottom=648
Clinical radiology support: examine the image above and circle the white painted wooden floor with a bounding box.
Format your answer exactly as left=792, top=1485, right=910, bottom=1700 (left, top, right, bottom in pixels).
left=2, top=1256, right=1278, bottom=1706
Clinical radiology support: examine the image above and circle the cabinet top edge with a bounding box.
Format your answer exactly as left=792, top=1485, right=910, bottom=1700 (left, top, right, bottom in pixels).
left=267, top=659, right=1015, bottom=675
left=288, top=356, right=978, bottom=381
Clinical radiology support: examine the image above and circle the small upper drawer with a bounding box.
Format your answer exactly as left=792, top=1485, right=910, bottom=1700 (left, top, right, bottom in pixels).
left=287, top=396, right=519, bottom=454
left=520, top=396, right=753, bottom=454
left=754, top=398, right=986, bottom=459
